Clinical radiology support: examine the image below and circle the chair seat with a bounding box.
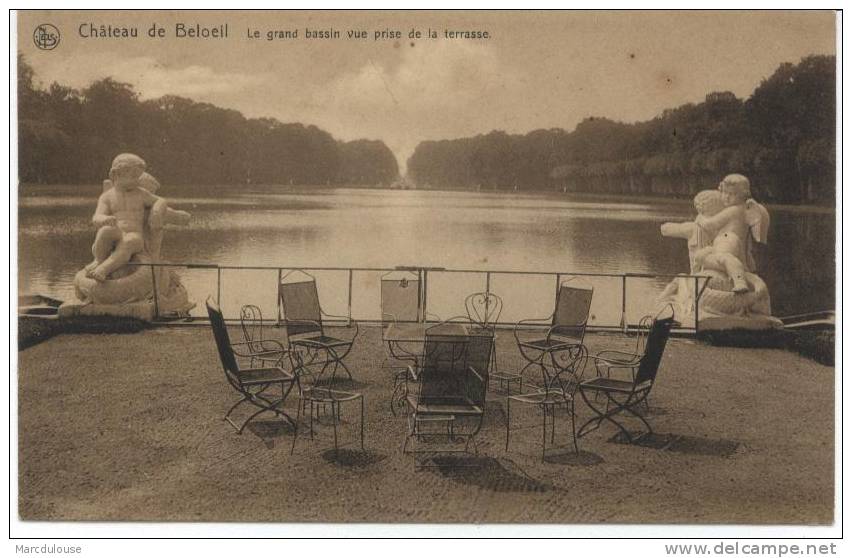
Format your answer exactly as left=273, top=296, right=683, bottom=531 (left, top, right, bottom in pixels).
left=509, top=389, right=571, bottom=405
left=296, top=335, right=352, bottom=349
left=302, top=386, right=362, bottom=402
left=405, top=394, right=482, bottom=416
left=237, top=366, right=295, bottom=386
left=248, top=349, right=287, bottom=360
left=518, top=338, right=576, bottom=351
left=595, top=350, right=641, bottom=366
left=580, top=377, right=651, bottom=394
left=492, top=370, right=522, bottom=380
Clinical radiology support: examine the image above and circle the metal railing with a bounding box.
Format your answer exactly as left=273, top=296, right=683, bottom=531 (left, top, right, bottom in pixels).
left=132, top=262, right=710, bottom=333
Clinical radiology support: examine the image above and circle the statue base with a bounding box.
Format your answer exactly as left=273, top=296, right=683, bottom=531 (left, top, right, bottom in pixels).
left=698, top=315, right=784, bottom=332
left=659, top=271, right=781, bottom=332
left=63, top=256, right=195, bottom=322
left=58, top=300, right=158, bottom=322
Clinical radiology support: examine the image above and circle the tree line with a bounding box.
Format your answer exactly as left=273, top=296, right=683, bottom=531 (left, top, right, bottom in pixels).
left=17, top=55, right=400, bottom=187
left=407, top=55, right=835, bottom=204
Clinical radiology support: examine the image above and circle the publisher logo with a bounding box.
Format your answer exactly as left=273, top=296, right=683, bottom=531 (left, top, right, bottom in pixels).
left=33, top=24, right=60, bottom=50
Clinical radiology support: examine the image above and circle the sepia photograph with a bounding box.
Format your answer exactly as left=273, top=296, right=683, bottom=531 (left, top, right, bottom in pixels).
left=12, top=8, right=839, bottom=536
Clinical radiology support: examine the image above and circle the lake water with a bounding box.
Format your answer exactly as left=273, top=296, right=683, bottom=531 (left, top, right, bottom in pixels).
left=18, top=185, right=835, bottom=325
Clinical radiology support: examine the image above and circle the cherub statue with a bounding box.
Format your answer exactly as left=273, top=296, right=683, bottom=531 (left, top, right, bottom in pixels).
left=661, top=174, right=770, bottom=294
left=695, top=174, right=769, bottom=275
left=85, top=153, right=189, bottom=281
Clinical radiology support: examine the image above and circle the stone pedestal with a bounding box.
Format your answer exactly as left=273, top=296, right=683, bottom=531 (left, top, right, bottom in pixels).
left=698, top=315, right=783, bottom=332
left=58, top=300, right=158, bottom=322
left=60, top=257, right=194, bottom=322
left=659, top=271, right=781, bottom=331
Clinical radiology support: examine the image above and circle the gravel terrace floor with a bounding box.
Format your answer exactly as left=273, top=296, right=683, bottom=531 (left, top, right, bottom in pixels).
left=18, top=325, right=835, bottom=524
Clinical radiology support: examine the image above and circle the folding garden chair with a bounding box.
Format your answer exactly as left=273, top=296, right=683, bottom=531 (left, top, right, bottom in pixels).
left=514, top=277, right=593, bottom=391
left=279, top=270, right=359, bottom=381
left=206, top=298, right=299, bottom=435
left=577, top=317, right=675, bottom=444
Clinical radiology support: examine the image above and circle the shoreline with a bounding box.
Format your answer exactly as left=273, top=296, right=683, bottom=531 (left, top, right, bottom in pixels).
left=17, top=182, right=837, bottom=214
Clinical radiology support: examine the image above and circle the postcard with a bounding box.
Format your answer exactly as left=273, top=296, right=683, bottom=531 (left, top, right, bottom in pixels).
left=14, top=9, right=838, bottom=535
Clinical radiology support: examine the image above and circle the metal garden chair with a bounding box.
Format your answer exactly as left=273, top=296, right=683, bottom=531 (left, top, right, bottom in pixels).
left=402, top=324, right=492, bottom=456
left=289, top=343, right=365, bottom=457
left=505, top=343, right=588, bottom=459
left=381, top=270, right=422, bottom=413
left=466, top=291, right=515, bottom=394
left=591, top=314, right=654, bottom=378
left=239, top=304, right=289, bottom=368
left=206, top=298, right=299, bottom=435
left=577, top=316, right=675, bottom=444
left=513, top=278, right=594, bottom=391
left=279, top=270, right=359, bottom=382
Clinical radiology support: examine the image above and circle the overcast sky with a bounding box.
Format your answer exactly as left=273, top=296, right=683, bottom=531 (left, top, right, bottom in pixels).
left=18, top=10, right=836, bottom=171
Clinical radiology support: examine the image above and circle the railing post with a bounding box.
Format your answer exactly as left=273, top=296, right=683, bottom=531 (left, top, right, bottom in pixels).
left=555, top=273, right=561, bottom=306
left=416, top=268, right=423, bottom=323
left=347, top=269, right=353, bottom=326
left=217, top=267, right=222, bottom=306
left=621, top=275, right=627, bottom=332
left=276, top=268, right=283, bottom=326
left=422, top=268, right=429, bottom=322
left=694, top=275, right=700, bottom=332
left=485, top=271, right=491, bottom=321
left=150, top=264, right=159, bottom=320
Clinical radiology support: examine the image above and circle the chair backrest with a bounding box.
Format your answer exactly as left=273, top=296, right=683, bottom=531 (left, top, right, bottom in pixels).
left=279, top=278, right=323, bottom=337
left=635, top=317, right=675, bottom=386
left=206, top=299, right=239, bottom=377
left=464, top=331, right=493, bottom=405
left=419, top=332, right=470, bottom=401
left=381, top=275, right=420, bottom=325
left=465, top=292, right=503, bottom=328
left=552, top=282, right=594, bottom=341
left=239, top=304, right=264, bottom=353
left=630, top=314, right=655, bottom=356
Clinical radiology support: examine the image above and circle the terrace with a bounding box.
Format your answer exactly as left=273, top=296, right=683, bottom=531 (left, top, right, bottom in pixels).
left=17, top=323, right=833, bottom=523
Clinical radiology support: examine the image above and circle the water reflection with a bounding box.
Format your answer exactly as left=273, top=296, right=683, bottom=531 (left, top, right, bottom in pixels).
left=17, top=186, right=835, bottom=319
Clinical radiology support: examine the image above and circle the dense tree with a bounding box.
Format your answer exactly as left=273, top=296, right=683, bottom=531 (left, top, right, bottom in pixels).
left=408, top=55, right=835, bottom=205
left=17, top=55, right=398, bottom=188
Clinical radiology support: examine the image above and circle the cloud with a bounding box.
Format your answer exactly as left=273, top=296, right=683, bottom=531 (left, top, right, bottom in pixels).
left=33, top=53, right=266, bottom=101
left=308, top=41, right=527, bottom=169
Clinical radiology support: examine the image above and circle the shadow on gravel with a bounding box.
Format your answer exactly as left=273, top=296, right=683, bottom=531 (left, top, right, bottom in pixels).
left=425, top=456, right=552, bottom=493
left=608, top=431, right=740, bottom=457
left=321, top=448, right=388, bottom=467
left=637, top=406, right=669, bottom=417
left=544, top=449, right=604, bottom=467
left=247, top=420, right=296, bottom=449
left=666, top=435, right=740, bottom=457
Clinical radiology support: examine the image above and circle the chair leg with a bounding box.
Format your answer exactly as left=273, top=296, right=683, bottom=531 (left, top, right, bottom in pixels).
left=224, top=396, right=248, bottom=429
left=550, top=404, right=556, bottom=445
left=290, top=396, right=302, bottom=455
left=570, top=398, right=579, bottom=454
left=360, top=395, right=365, bottom=451
left=622, top=392, right=654, bottom=438
left=309, top=400, right=315, bottom=439
left=505, top=394, right=511, bottom=451
left=332, top=401, right=339, bottom=458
